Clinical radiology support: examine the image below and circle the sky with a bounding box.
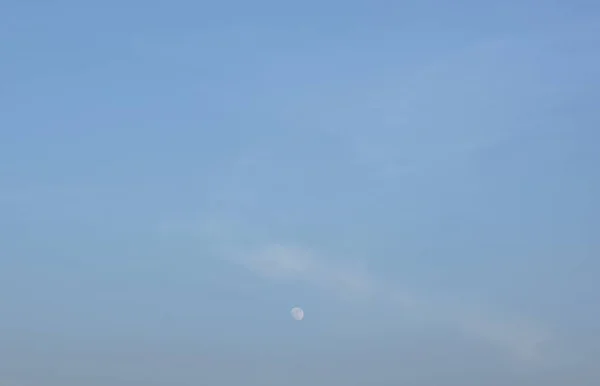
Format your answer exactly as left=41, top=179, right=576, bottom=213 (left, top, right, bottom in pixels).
left=1, top=0, right=599, bottom=385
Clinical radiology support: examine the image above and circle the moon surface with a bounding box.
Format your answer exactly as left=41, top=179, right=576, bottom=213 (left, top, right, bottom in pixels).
left=290, top=307, right=304, bottom=321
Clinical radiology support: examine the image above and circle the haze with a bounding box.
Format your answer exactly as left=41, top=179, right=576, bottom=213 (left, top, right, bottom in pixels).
left=1, top=1, right=599, bottom=385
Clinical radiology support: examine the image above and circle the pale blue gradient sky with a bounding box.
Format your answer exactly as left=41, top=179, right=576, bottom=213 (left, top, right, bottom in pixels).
left=1, top=1, right=599, bottom=385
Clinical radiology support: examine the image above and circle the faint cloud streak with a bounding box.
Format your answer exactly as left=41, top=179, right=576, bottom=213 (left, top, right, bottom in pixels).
left=228, top=241, right=550, bottom=363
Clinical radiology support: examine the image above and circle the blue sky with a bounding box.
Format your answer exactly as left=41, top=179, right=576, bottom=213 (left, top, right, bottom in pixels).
left=1, top=0, right=599, bottom=385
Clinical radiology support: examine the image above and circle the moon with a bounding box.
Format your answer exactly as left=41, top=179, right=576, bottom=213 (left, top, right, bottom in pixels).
left=290, top=307, right=304, bottom=321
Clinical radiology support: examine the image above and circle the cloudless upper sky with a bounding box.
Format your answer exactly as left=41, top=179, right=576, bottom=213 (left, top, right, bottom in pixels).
left=1, top=1, right=600, bottom=385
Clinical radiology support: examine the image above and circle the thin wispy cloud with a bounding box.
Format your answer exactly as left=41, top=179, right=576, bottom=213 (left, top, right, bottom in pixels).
left=320, top=26, right=597, bottom=181
left=240, top=243, right=379, bottom=302
left=220, top=240, right=550, bottom=363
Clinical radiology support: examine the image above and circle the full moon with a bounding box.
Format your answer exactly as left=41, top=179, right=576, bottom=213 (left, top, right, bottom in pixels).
left=290, top=307, right=304, bottom=321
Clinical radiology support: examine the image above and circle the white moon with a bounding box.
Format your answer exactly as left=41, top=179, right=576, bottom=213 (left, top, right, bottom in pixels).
left=290, top=307, right=304, bottom=321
